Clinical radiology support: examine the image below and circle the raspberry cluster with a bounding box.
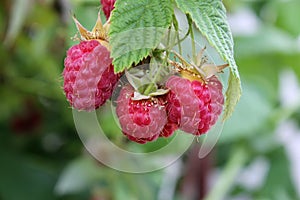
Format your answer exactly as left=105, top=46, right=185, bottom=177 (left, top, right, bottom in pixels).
left=63, top=4, right=225, bottom=144
left=115, top=75, right=224, bottom=143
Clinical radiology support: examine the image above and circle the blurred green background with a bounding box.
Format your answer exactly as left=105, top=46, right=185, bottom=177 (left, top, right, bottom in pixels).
left=1, top=0, right=300, bottom=199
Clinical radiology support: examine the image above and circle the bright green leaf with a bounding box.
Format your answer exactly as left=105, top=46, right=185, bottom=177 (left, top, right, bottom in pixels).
left=175, top=0, right=242, bottom=120
left=109, top=0, right=173, bottom=72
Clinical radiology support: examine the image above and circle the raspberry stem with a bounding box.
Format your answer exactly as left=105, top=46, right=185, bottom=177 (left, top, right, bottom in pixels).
left=172, top=14, right=183, bottom=55
left=187, top=14, right=197, bottom=63
left=144, top=28, right=172, bottom=96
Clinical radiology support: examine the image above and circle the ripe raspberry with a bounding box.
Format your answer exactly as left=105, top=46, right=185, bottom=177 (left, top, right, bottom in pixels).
left=165, top=75, right=224, bottom=135
left=63, top=40, right=119, bottom=111
left=158, top=94, right=179, bottom=138
left=159, top=122, right=178, bottom=138
left=101, top=0, right=116, bottom=19
left=116, top=85, right=168, bottom=144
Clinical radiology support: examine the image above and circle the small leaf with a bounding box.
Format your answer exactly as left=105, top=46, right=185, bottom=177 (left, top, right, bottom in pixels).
left=175, top=0, right=242, bottom=120
left=109, top=0, right=173, bottom=72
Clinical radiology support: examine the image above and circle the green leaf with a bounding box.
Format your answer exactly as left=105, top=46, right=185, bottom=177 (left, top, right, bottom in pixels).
left=109, top=0, right=173, bottom=72
left=175, top=0, right=242, bottom=120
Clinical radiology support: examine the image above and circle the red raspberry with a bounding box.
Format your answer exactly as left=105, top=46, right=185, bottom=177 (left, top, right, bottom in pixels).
left=63, top=40, right=119, bottom=111
left=159, top=122, right=178, bottom=138
left=158, top=94, right=179, bottom=138
left=116, top=85, right=168, bottom=144
left=165, top=75, right=224, bottom=135
left=101, top=0, right=116, bottom=19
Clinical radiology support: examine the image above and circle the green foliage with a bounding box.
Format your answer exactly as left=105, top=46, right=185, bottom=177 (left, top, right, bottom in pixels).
left=1, top=0, right=300, bottom=199
left=55, top=156, right=109, bottom=195
left=269, top=1, right=300, bottom=37
left=258, top=148, right=297, bottom=198
left=0, top=150, right=57, bottom=200
left=4, top=0, right=30, bottom=46
left=109, top=0, right=173, bottom=72
left=221, top=82, right=273, bottom=143
left=175, top=0, right=241, bottom=120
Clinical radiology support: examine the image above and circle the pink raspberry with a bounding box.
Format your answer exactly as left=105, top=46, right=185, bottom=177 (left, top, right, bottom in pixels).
left=101, top=0, right=116, bottom=19
left=63, top=40, right=119, bottom=111
left=165, top=75, right=224, bottom=135
left=116, top=85, right=168, bottom=144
